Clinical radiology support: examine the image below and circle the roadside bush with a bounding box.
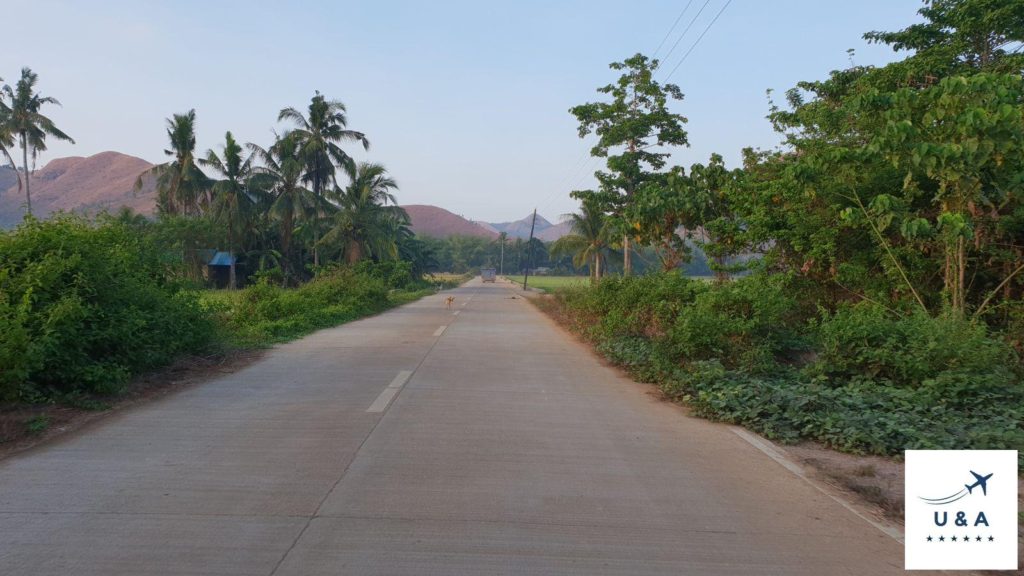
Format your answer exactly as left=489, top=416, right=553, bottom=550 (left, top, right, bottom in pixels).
left=808, top=303, right=1021, bottom=407
left=557, top=272, right=705, bottom=341
left=0, top=216, right=215, bottom=402
left=204, top=264, right=422, bottom=347
left=665, top=273, right=806, bottom=373
left=547, top=271, right=1024, bottom=461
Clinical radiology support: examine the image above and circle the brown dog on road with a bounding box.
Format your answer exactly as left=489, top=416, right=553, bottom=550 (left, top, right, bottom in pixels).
left=445, top=296, right=455, bottom=310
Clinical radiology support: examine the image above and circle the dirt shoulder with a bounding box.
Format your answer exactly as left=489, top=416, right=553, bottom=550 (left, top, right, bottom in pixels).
left=0, top=349, right=265, bottom=462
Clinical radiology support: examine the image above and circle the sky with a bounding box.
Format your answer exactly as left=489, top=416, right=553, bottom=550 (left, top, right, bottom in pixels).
left=2, top=0, right=923, bottom=222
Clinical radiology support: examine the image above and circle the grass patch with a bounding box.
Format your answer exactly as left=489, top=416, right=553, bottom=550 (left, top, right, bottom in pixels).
left=503, top=275, right=589, bottom=293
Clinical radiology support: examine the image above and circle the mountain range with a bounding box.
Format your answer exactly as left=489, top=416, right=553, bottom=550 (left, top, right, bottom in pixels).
left=0, top=152, right=571, bottom=240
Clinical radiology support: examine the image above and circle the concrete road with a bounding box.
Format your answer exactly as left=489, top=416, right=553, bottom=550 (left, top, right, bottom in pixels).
left=0, top=279, right=912, bottom=575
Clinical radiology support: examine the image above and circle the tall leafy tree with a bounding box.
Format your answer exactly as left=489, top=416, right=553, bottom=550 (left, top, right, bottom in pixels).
left=201, top=131, right=255, bottom=288
left=279, top=91, right=368, bottom=267
left=322, top=162, right=405, bottom=264
left=550, top=196, right=614, bottom=282
left=136, top=110, right=210, bottom=216
left=570, top=53, right=688, bottom=275
left=2, top=67, right=74, bottom=215
left=864, top=0, right=1024, bottom=83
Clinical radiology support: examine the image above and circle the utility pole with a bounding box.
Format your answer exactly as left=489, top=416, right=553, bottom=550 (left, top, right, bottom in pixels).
left=522, top=208, right=538, bottom=290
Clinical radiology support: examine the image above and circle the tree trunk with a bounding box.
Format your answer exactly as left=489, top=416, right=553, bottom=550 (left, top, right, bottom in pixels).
left=228, top=221, right=236, bottom=290
left=281, top=211, right=293, bottom=276
left=346, top=241, right=361, bottom=265
left=623, top=235, right=631, bottom=276
left=313, top=161, right=322, bottom=268
left=21, top=135, right=31, bottom=216
left=595, top=252, right=601, bottom=281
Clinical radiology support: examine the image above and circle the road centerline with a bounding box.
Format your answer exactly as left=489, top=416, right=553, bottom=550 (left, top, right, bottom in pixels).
left=366, top=370, right=414, bottom=413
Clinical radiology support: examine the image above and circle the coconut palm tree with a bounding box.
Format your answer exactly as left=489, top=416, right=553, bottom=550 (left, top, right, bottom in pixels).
left=200, top=131, right=255, bottom=288
left=248, top=132, right=314, bottom=276
left=2, top=68, right=74, bottom=215
left=322, top=162, right=405, bottom=264
left=0, top=76, right=21, bottom=195
left=550, top=196, right=613, bottom=283
left=136, top=110, right=210, bottom=216
left=278, top=91, right=368, bottom=267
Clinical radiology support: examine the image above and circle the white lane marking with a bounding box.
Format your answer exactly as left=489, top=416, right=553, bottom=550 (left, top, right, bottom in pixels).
left=452, top=310, right=460, bottom=316
left=387, top=370, right=413, bottom=389
left=366, top=388, right=399, bottom=413
left=731, top=428, right=904, bottom=543
left=433, top=325, right=447, bottom=337
left=366, top=370, right=414, bottom=413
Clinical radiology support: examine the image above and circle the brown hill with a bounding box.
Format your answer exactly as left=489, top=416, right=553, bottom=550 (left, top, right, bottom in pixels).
left=0, top=151, right=156, bottom=228
left=536, top=220, right=572, bottom=241
left=403, top=204, right=498, bottom=239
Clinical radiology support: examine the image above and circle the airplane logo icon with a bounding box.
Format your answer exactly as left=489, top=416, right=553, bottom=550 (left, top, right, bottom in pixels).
left=919, top=470, right=993, bottom=505
left=965, top=471, right=993, bottom=496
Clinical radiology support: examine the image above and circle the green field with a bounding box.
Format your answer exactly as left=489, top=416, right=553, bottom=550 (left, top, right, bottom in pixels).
left=503, top=275, right=589, bottom=293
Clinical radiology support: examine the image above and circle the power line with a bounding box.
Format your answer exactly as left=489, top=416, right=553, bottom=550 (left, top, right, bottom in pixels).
left=663, top=0, right=733, bottom=82
left=658, top=0, right=713, bottom=66
left=651, top=0, right=694, bottom=60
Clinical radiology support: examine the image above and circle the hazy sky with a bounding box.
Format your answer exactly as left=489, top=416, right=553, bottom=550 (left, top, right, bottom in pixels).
left=2, top=0, right=921, bottom=222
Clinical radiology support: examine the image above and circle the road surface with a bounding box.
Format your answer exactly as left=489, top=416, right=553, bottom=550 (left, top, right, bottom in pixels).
left=0, top=279, right=912, bottom=575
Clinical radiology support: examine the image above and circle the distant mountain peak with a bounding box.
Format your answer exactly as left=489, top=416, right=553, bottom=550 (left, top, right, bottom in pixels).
left=402, top=204, right=498, bottom=239
left=0, top=151, right=155, bottom=228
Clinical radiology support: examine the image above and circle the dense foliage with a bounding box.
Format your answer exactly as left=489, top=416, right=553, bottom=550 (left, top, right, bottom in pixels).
left=550, top=273, right=1023, bottom=459
left=202, top=260, right=444, bottom=348
left=554, top=0, right=1024, bottom=459
left=0, top=217, right=457, bottom=404
left=0, top=216, right=214, bottom=402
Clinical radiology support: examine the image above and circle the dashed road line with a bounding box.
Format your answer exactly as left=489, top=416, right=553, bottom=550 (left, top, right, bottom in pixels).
left=366, top=370, right=414, bottom=413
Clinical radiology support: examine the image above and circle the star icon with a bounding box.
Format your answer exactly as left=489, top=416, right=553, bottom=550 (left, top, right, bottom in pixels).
left=975, top=536, right=982, bottom=542
left=988, top=536, right=995, bottom=542
left=939, top=536, right=946, bottom=542
left=926, top=536, right=933, bottom=542
left=963, top=535, right=969, bottom=542
left=951, top=536, right=957, bottom=542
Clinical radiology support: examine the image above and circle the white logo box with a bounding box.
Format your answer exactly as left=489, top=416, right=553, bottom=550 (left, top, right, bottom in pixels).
left=905, top=450, right=1018, bottom=570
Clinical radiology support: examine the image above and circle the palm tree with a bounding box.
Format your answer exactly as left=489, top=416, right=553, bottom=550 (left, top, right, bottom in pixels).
left=279, top=91, right=368, bottom=267
left=135, top=109, right=210, bottom=216
left=2, top=68, right=74, bottom=215
left=322, top=162, right=404, bottom=264
left=200, top=131, right=254, bottom=289
left=0, top=76, right=21, bottom=195
left=550, top=197, right=613, bottom=283
left=248, top=132, right=314, bottom=276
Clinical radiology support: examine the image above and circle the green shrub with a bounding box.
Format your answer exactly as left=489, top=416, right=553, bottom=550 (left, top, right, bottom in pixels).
left=665, top=273, right=806, bottom=373
left=205, top=265, right=408, bottom=347
left=548, top=271, right=1024, bottom=462
left=0, top=216, right=215, bottom=402
left=809, top=303, right=1021, bottom=407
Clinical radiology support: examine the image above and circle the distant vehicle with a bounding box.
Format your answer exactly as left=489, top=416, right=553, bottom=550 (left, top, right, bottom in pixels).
left=481, top=268, right=497, bottom=282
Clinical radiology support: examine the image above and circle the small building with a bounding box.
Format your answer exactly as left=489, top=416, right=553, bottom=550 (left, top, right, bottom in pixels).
left=206, top=251, right=238, bottom=289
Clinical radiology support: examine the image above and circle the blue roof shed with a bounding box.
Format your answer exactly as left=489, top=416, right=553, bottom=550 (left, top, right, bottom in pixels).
left=208, top=251, right=236, bottom=266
